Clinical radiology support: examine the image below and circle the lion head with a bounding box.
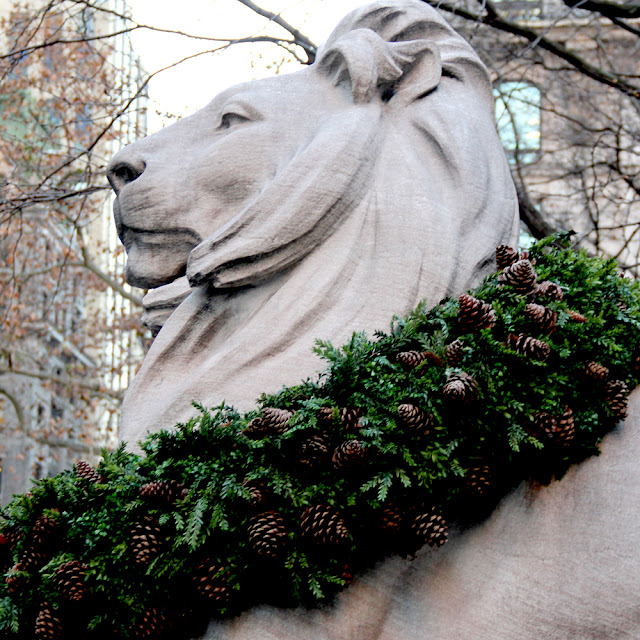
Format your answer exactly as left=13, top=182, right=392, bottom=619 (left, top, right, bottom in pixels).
left=107, top=0, right=518, bottom=444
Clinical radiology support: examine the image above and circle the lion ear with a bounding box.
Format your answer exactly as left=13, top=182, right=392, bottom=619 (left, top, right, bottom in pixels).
left=387, top=40, right=442, bottom=106
left=316, top=29, right=442, bottom=105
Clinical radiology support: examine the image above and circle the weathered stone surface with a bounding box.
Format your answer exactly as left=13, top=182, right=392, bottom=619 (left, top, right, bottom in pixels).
left=107, top=0, right=518, bottom=444
left=201, top=389, right=640, bottom=639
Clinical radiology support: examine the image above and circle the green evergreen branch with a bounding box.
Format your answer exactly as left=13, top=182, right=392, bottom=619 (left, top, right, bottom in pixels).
left=1, top=236, right=639, bottom=637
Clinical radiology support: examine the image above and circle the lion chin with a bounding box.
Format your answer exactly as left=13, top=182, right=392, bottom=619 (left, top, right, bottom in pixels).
left=140, top=277, right=191, bottom=338
left=106, top=0, right=519, bottom=446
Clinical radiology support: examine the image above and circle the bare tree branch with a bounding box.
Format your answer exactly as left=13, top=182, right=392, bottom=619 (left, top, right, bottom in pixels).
left=0, top=367, right=122, bottom=400
left=33, top=38, right=307, bottom=193
left=516, top=183, right=559, bottom=239
left=0, top=185, right=108, bottom=211
left=562, top=0, right=640, bottom=20
left=421, top=0, right=640, bottom=99
left=77, top=255, right=143, bottom=307
left=1, top=26, right=306, bottom=61
left=607, top=15, right=640, bottom=38
left=235, top=0, right=317, bottom=63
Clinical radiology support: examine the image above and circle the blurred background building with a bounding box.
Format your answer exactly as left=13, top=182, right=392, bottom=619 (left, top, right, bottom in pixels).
left=0, top=0, right=147, bottom=503
left=485, top=0, right=640, bottom=261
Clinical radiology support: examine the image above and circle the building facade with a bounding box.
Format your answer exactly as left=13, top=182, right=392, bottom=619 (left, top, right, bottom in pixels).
left=476, top=0, right=640, bottom=262
left=0, top=0, right=147, bottom=504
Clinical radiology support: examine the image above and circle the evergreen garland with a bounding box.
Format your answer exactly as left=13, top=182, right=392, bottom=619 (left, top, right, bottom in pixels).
left=1, top=235, right=639, bottom=639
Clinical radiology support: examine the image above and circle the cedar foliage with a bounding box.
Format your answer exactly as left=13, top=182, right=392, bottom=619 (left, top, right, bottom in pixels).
left=1, top=235, right=639, bottom=638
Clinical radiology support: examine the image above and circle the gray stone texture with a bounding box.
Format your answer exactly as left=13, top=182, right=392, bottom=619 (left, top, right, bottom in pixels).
left=107, top=0, right=519, bottom=444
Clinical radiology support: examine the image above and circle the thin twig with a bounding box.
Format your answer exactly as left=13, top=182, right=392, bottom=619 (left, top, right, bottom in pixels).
left=421, top=0, right=640, bottom=99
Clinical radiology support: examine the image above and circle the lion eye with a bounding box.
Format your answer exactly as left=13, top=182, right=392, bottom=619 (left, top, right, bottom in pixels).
left=219, top=112, right=250, bottom=129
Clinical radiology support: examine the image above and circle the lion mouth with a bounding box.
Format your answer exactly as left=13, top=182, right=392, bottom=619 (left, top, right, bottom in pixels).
left=119, top=225, right=200, bottom=253
left=121, top=225, right=201, bottom=290
left=114, top=198, right=202, bottom=290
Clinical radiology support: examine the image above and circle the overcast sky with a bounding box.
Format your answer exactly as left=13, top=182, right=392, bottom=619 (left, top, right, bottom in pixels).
left=128, top=0, right=367, bottom=131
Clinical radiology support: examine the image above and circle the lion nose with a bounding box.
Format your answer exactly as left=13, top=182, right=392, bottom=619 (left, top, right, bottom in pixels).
left=106, top=154, right=146, bottom=195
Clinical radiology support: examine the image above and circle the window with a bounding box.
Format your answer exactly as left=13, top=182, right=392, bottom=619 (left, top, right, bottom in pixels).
left=494, top=0, right=542, bottom=20
left=494, top=82, right=541, bottom=165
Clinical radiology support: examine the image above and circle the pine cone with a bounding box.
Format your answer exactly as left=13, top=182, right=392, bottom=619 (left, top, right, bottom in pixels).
left=551, top=407, right=575, bottom=446
left=332, top=440, right=367, bottom=470
left=75, top=460, right=100, bottom=484
left=583, top=361, right=609, bottom=382
left=379, top=503, right=403, bottom=535
left=396, top=350, right=426, bottom=368
left=243, top=407, right=292, bottom=438
left=495, top=244, right=519, bottom=270
left=605, top=380, right=629, bottom=420
left=19, top=544, right=45, bottom=570
left=247, top=511, right=289, bottom=558
left=140, top=480, right=187, bottom=505
left=2, top=525, right=23, bottom=551
left=457, top=294, right=496, bottom=331
left=32, top=511, right=59, bottom=537
left=54, top=560, right=88, bottom=602
left=299, top=434, right=331, bottom=470
left=242, top=478, right=271, bottom=508
left=130, top=520, right=163, bottom=565
left=243, top=416, right=268, bottom=439
left=524, top=303, right=557, bottom=333
left=465, top=466, right=492, bottom=497
left=442, top=372, right=478, bottom=404
left=317, top=407, right=335, bottom=427
left=300, top=504, right=350, bottom=546
left=340, top=407, right=362, bottom=432
left=131, top=606, right=169, bottom=639
left=528, top=412, right=557, bottom=440
left=568, top=309, right=587, bottom=323
left=412, top=510, right=448, bottom=548
left=537, top=281, right=564, bottom=301
left=5, top=562, right=29, bottom=595
left=35, top=604, right=62, bottom=640
left=31, top=510, right=60, bottom=549
left=193, top=559, right=230, bottom=602
left=397, top=403, right=432, bottom=439
left=498, top=259, right=538, bottom=295
left=262, top=407, right=293, bottom=434
left=509, top=334, right=550, bottom=361
left=445, top=339, right=464, bottom=366
left=423, top=351, right=444, bottom=367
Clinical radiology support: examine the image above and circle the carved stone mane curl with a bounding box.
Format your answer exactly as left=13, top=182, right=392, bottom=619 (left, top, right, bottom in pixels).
left=112, top=0, right=518, bottom=443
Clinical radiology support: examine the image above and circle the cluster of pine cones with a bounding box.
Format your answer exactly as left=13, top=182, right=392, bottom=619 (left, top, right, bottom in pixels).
left=241, top=404, right=451, bottom=563
left=384, top=243, right=631, bottom=495
left=493, top=244, right=630, bottom=429
left=2, top=505, right=89, bottom=639
left=393, top=244, right=630, bottom=444
left=2, top=243, right=635, bottom=639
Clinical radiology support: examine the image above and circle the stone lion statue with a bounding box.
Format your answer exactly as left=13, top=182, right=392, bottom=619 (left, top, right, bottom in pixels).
left=107, top=2, right=640, bottom=639
left=107, top=0, right=518, bottom=444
